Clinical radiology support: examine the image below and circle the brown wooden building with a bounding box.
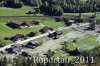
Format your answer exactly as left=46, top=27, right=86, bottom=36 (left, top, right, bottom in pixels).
left=8, top=20, right=40, bottom=28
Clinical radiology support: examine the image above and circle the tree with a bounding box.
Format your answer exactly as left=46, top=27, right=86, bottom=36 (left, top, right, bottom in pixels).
left=38, top=0, right=42, bottom=7
left=47, top=50, right=55, bottom=59
left=14, top=2, right=23, bottom=8
left=5, top=0, right=15, bottom=7
left=89, top=22, right=96, bottom=30
left=2, top=57, right=7, bottom=66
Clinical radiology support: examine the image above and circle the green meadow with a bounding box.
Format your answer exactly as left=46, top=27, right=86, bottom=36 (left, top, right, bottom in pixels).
left=67, top=34, right=99, bottom=51
left=0, top=17, right=65, bottom=44
left=0, top=6, right=33, bottom=16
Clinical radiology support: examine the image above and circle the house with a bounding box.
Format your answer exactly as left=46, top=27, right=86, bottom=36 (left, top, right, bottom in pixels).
left=8, top=20, right=40, bottom=28
left=10, top=34, right=25, bottom=41
left=39, top=26, right=53, bottom=33
left=65, top=20, right=75, bottom=26
left=48, top=30, right=63, bottom=39
left=8, top=20, right=23, bottom=28
left=24, top=41, right=39, bottom=49
left=5, top=45, right=21, bottom=54
left=27, top=32, right=37, bottom=37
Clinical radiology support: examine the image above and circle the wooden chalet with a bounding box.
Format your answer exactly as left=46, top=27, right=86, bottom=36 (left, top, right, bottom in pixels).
left=39, top=26, right=53, bottom=33
left=8, top=20, right=40, bottom=28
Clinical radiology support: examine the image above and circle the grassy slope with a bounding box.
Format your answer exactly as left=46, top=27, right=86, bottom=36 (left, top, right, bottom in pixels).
left=0, top=6, right=33, bottom=16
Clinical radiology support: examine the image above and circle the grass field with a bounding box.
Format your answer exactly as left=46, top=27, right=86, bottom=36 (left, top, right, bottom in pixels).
left=67, top=34, right=99, bottom=51
left=0, top=6, right=34, bottom=16
left=64, top=13, right=100, bottom=20
left=0, top=17, right=65, bottom=44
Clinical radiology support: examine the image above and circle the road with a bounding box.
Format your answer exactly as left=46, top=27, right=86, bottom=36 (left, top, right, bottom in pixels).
left=17, top=31, right=56, bottom=44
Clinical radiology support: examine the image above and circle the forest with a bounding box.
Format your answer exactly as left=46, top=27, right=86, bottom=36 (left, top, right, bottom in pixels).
left=0, top=0, right=100, bottom=16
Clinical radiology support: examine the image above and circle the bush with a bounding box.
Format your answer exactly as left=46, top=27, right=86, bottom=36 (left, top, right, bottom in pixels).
left=14, top=2, right=23, bottom=8
left=89, top=22, right=96, bottom=30
left=55, top=17, right=62, bottom=22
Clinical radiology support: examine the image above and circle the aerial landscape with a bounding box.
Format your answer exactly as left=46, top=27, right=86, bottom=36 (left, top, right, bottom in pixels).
left=0, top=0, right=100, bottom=66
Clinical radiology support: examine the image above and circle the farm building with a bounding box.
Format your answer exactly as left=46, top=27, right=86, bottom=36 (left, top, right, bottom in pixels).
left=39, top=26, right=53, bottom=33
left=8, top=20, right=40, bottom=28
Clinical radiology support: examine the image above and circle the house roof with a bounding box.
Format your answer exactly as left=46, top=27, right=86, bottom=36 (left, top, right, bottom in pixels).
left=68, top=20, right=75, bottom=23
left=28, top=41, right=37, bottom=45
left=55, top=30, right=63, bottom=34
left=43, top=26, right=53, bottom=31
left=10, top=20, right=23, bottom=25
left=13, top=34, right=24, bottom=39
left=10, top=20, right=39, bottom=26
left=22, top=21, right=33, bottom=26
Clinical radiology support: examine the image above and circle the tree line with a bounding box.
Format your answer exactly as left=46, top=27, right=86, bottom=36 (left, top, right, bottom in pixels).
left=0, top=0, right=99, bottom=16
